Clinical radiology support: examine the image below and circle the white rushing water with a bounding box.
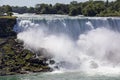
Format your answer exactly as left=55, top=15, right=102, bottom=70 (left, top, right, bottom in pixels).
left=14, top=14, right=120, bottom=75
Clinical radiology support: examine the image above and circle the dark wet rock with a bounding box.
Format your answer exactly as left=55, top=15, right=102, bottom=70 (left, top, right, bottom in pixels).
left=28, top=58, right=48, bottom=66
left=0, top=18, right=16, bottom=38
left=49, top=60, right=55, bottom=65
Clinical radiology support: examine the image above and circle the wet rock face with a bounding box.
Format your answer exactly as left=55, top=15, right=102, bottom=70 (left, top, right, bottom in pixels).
left=0, top=37, right=52, bottom=75
left=0, top=18, right=16, bottom=38
left=0, top=18, right=52, bottom=76
left=49, top=60, right=55, bottom=65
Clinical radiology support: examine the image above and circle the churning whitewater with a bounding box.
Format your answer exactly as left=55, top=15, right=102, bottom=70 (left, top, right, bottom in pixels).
left=14, top=14, right=120, bottom=74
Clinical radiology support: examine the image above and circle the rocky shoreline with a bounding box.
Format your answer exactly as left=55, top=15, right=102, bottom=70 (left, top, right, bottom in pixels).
left=0, top=17, right=52, bottom=76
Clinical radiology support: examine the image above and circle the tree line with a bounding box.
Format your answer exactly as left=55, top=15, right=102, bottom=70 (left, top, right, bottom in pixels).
left=0, top=0, right=120, bottom=16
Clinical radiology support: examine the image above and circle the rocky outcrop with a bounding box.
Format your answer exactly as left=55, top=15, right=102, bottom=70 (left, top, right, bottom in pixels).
left=0, top=17, right=52, bottom=76
left=0, top=18, right=16, bottom=37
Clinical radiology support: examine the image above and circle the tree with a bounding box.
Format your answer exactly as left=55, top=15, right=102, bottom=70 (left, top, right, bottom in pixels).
left=69, top=7, right=78, bottom=16
left=3, top=5, right=12, bottom=13
left=0, top=7, right=4, bottom=15
left=82, top=3, right=97, bottom=16
left=70, top=1, right=78, bottom=5
left=105, top=0, right=109, bottom=7
left=7, top=12, right=13, bottom=16
left=35, top=4, right=51, bottom=14
left=54, top=3, right=69, bottom=14
left=2, top=5, right=13, bottom=16
left=27, top=7, right=35, bottom=13
left=93, top=1, right=105, bottom=14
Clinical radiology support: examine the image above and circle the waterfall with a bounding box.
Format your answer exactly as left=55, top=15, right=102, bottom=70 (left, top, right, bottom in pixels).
left=14, top=14, right=120, bottom=73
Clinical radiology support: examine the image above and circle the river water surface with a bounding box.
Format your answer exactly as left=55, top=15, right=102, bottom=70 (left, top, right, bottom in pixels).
left=1, top=71, right=120, bottom=80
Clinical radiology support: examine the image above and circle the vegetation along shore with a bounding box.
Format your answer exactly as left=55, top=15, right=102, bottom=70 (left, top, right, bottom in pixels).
left=1, top=0, right=120, bottom=16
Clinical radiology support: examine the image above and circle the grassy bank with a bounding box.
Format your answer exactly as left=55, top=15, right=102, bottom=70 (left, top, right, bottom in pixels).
left=0, top=16, right=17, bottom=19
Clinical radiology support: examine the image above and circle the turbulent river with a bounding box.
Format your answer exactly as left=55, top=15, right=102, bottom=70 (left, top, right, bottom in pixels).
left=2, top=14, right=120, bottom=80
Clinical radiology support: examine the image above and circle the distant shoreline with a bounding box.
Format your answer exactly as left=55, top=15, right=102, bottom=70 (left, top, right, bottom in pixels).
left=1, top=0, right=120, bottom=17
